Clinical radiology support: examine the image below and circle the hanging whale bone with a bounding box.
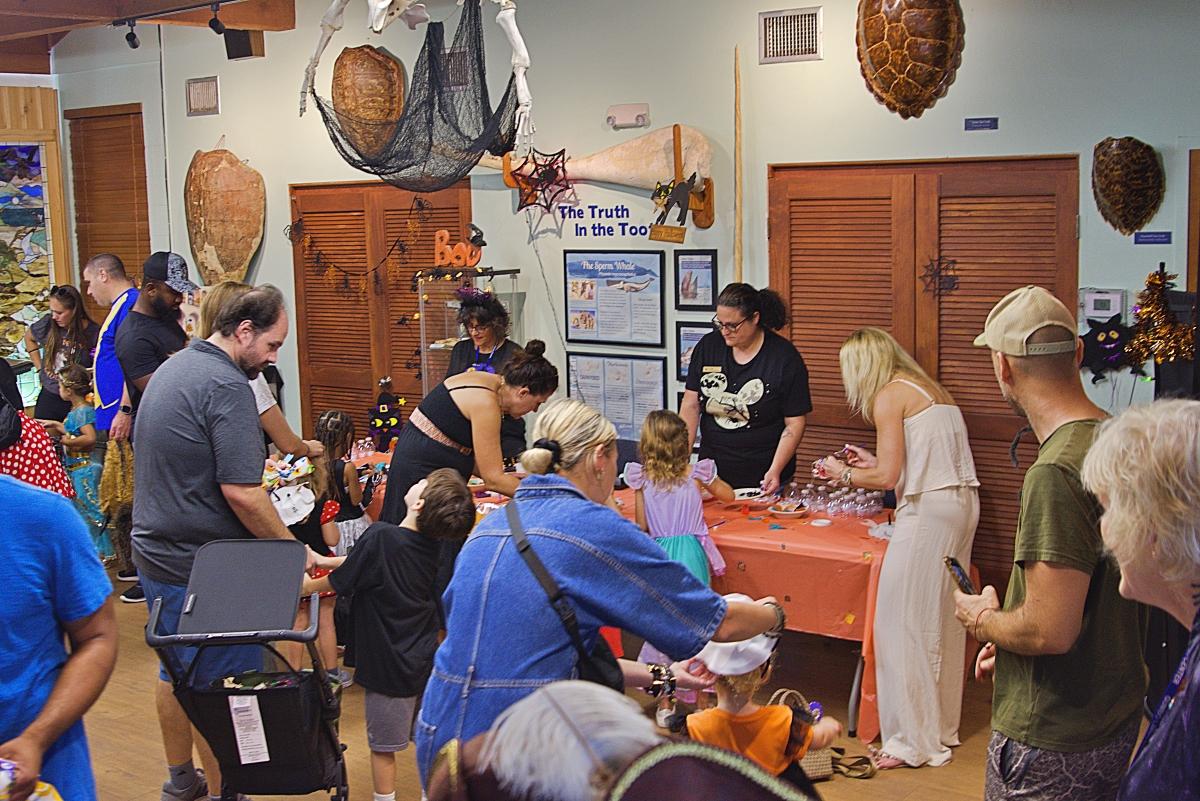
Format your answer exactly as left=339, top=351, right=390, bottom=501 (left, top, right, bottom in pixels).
left=1092, top=136, right=1165, bottom=236
left=855, top=0, right=965, bottom=119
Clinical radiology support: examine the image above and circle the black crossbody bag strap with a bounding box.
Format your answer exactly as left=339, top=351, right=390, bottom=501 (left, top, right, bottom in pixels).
left=505, top=501, right=592, bottom=663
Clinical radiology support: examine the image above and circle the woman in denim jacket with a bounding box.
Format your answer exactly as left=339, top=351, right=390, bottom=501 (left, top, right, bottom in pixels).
left=414, top=398, right=787, bottom=785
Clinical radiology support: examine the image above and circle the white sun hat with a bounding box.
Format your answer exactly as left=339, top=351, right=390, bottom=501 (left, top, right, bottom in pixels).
left=695, top=593, right=780, bottom=676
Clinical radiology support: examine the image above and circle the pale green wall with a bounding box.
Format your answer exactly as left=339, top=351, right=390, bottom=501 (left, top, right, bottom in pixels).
left=50, top=0, right=1200, bottom=424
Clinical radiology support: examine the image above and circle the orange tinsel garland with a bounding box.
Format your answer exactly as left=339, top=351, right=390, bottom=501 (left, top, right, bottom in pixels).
left=1125, top=265, right=1196, bottom=366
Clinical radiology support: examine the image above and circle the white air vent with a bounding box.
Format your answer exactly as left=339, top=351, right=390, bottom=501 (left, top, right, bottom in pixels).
left=759, top=7, right=822, bottom=64
left=185, top=76, right=219, bottom=116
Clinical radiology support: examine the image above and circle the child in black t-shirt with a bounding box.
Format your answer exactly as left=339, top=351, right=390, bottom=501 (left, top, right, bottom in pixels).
left=305, top=468, right=476, bottom=801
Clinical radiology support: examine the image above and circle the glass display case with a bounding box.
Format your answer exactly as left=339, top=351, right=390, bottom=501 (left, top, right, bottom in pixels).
left=418, top=268, right=523, bottom=395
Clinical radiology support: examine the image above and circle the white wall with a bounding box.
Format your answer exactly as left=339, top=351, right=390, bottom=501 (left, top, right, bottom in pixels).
left=51, top=0, right=1200, bottom=425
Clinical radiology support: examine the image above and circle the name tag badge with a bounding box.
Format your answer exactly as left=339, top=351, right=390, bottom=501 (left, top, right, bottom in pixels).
left=702, top=365, right=721, bottom=373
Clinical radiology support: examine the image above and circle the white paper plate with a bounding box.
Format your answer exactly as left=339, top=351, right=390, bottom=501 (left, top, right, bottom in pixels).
left=733, top=487, right=764, bottom=500
left=811, top=518, right=833, bottom=527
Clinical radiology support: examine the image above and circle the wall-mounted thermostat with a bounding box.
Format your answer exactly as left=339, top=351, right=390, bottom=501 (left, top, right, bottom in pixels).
left=1078, top=288, right=1127, bottom=325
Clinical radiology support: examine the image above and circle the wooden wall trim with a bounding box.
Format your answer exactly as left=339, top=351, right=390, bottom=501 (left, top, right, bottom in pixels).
left=1187, top=150, right=1200, bottom=294
left=768, top=154, right=1078, bottom=175
left=63, top=103, right=143, bottom=120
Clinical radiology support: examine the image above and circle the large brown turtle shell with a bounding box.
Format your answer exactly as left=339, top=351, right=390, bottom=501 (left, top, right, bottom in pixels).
left=856, top=0, right=965, bottom=119
left=331, top=45, right=405, bottom=160
left=1092, top=137, right=1165, bottom=235
left=183, top=148, right=266, bottom=286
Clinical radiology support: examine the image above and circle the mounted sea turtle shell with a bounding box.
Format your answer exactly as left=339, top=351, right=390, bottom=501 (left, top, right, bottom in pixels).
left=183, top=148, right=266, bottom=285
left=1092, top=137, right=1165, bottom=235
left=855, top=0, right=965, bottom=119
left=332, top=45, right=405, bottom=160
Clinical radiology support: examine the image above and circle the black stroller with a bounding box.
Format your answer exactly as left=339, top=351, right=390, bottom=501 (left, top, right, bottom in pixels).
left=146, top=539, right=349, bottom=800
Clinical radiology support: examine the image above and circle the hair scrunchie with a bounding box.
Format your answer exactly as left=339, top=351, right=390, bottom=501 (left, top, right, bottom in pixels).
left=532, top=437, right=562, bottom=473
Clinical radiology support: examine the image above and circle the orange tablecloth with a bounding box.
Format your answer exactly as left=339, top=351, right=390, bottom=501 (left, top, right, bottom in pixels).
left=614, top=488, right=889, bottom=743
left=352, top=462, right=891, bottom=740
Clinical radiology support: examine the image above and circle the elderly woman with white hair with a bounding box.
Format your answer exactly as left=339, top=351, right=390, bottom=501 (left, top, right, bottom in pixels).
left=1081, top=398, right=1200, bottom=801
left=414, top=399, right=787, bottom=786
left=426, top=681, right=821, bottom=801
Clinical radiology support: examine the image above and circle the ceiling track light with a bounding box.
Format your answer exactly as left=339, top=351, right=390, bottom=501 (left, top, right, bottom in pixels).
left=125, top=20, right=140, bottom=49
left=208, top=3, right=226, bottom=35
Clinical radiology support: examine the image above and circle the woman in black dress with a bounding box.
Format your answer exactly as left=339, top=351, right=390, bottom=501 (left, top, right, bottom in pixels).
left=680, top=284, right=812, bottom=495
left=23, top=285, right=99, bottom=421
left=445, top=287, right=526, bottom=461
left=380, top=340, right=558, bottom=595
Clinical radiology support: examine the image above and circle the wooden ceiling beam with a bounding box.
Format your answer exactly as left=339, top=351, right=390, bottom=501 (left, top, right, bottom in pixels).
left=147, top=0, right=294, bottom=32
left=0, top=35, right=52, bottom=73
left=0, top=1, right=119, bottom=21
left=0, top=15, right=94, bottom=42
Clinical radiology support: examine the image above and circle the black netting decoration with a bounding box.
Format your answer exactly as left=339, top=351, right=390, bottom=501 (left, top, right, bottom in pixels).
left=311, top=0, right=517, bottom=193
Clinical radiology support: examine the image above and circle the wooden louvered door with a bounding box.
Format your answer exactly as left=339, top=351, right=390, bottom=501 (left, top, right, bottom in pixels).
left=290, top=180, right=472, bottom=438
left=769, top=157, right=1078, bottom=592
left=915, top=162, right=1078, bottom=588
left=65, top=103, right=151, bottom=323
left=767, top=169, right=915, bottom=466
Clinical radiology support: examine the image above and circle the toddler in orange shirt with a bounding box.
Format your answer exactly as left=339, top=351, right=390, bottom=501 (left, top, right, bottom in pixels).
left=682, top=594, right=843, bottom=787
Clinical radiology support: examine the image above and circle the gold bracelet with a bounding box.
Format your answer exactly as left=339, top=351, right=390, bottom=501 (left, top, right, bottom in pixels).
left=841, top=467, right=852, bottom=487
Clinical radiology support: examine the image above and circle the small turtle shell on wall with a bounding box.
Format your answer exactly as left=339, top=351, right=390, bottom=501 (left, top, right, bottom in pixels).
left=855, top=0, right=965, bottom=120
left=1092, top=137, right=1165, bottom=235
left=331, top=45, right=405, bottom=160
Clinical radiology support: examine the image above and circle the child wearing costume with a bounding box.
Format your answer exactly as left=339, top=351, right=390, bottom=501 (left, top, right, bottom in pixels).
left=682, top=593, right=843, bottom=789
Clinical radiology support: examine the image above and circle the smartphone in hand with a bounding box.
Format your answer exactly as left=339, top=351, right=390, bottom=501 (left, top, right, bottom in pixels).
left=943, top=556, right=977, bottom=595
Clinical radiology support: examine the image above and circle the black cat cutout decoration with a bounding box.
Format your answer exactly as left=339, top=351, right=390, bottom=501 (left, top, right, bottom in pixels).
left=1080, top=313, right=1142, bottom=383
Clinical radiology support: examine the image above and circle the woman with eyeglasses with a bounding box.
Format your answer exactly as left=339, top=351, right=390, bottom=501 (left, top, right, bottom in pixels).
left=445, top=287, right=526, bottom=461
left=23, top=284, right=99, bottom=421
left=680, top=283, right=812, bottom=495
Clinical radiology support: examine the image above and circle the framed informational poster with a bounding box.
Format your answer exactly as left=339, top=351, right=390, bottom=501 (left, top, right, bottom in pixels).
left=676, top=321, right=709, bottom=382
left=568, top=352, right=667, bottom=441
left=565, top=250, right=664, bottom=347
left=674, top=249, right=717, bottom=311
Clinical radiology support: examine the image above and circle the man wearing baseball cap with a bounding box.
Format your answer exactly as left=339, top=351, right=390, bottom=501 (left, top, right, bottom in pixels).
left=111, top=252, right=197, bottom=605
left=953, top=286, right=1145, bottom=801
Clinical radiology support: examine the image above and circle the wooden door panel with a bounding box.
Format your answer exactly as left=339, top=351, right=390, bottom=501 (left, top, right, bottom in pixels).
left=291, top=203, right=374, bottom=436
left=923, top=162, right=1078, bottom=589
left=769, top=171, right=914, bottom=423
left=292, top=181, right=472, bottom=438
left=771, top=158, right=1078, bottom=594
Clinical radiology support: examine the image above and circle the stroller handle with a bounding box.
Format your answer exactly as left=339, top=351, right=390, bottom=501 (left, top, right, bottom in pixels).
left=146, top=594, right=321, bottom=647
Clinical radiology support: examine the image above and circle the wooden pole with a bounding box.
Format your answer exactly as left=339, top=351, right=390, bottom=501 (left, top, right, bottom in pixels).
left=734, top=45, right=743, bottom=283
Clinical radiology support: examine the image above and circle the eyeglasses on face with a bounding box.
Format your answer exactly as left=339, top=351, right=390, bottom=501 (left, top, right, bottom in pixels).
left=711, top=316, right=748, bottom=333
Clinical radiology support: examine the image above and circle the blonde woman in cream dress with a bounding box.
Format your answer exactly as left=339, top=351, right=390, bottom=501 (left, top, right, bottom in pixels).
left=819, top=327, right=979, bottom=770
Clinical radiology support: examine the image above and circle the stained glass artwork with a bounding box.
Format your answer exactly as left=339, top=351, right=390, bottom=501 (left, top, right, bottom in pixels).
left=0, top=144, right=53, bottom=402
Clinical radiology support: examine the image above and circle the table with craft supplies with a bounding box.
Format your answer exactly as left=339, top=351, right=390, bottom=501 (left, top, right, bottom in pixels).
left=350, top=456, right=968, bottom=743
left=612, top=488, right=890, bottom=743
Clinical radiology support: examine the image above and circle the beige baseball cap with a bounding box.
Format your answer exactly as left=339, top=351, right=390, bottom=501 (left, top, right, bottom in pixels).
left=972, top=285, right=1078, bottom=356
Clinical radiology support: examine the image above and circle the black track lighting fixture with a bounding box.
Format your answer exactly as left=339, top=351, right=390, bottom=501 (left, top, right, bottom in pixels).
left=208, top=3, right=226, bottom=35
left=125, top=20, right=140, bottom=49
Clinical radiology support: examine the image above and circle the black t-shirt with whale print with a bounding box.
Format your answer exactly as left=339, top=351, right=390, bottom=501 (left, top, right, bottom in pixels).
left=685, top=329, right=812, bottom=490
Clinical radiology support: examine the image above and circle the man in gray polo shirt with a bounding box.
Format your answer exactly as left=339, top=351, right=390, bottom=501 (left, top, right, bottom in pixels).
left=132, top=284, right=313, bottom=801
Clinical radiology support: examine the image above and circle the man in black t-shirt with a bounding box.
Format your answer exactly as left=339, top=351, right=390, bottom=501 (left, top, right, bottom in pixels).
left=112, top=251, right=197, bottom=605
left=306, top=468, right=476, bottom=801
left=114, top=251, right=196, bottom=414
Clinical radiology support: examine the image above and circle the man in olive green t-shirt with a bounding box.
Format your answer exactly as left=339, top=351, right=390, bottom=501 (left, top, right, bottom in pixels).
left=955, top=286, right=1146, bottom=801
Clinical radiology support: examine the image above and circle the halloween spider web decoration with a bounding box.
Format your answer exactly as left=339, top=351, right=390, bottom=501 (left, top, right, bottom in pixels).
left=512, top=147, right=574, bottom=212
left=311, top=0, right=518, bottom=193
